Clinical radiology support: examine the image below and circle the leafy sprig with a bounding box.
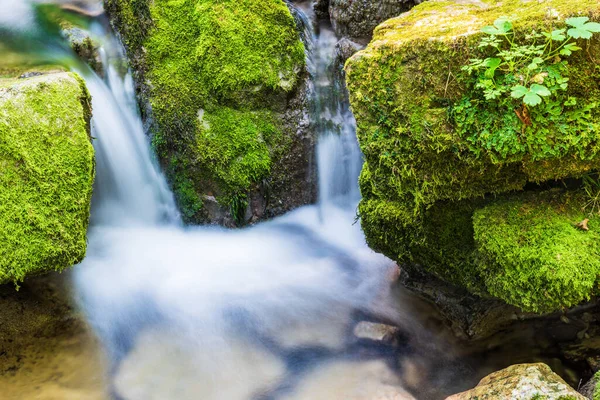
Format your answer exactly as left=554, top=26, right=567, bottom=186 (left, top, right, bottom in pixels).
left=463, top=16, right=600, bottom=109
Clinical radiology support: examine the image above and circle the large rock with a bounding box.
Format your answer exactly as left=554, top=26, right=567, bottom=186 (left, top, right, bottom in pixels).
left=446, top=363, right=586, bottom=400
left=0, top=72, right=95, bottom=284
left=105, top=0, right=317, bottom=226
left=329, top=0, right=422, bottom=42
left=345, top=0, right=600, bottom=320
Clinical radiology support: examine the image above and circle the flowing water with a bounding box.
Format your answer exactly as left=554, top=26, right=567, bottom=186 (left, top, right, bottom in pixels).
left=74, top=5, right=424, bottom=398
left=0, top=1, right=593, bottom=399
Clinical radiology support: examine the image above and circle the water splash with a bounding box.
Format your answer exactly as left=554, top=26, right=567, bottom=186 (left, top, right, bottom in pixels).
left=2, top=2, right=424, bottom=399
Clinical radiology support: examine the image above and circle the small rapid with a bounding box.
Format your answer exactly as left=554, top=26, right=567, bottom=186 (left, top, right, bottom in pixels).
left=6, top=2, right=584, bottom=399
left=69, top=4, right=426, bottom=400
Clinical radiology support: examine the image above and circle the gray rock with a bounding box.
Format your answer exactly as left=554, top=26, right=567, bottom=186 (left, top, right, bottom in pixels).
left=329, top=0, right=423, bottom=42
left=579, top=371, right=599, bottom=399
left=353, top=321, right=400, bottom=342
left=446, top=363, right=586, bottom=400
left=63, top=27, right=103, bottom=76
left=18, top=71, right=43, bottom=79
left=313, top=0, right=330, bottom=20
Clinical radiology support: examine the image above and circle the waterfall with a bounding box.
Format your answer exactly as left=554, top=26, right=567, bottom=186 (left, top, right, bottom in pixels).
left=0, top=2, right=429, bottom=399
left=293, top=1, right=363, bottom=209
left=81, top=28, right=180, bottom=226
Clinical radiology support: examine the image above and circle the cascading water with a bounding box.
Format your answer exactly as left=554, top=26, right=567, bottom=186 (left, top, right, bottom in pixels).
left=65, top=5, right=429, bottom=400
left=1, top=2, right=596, bottom=399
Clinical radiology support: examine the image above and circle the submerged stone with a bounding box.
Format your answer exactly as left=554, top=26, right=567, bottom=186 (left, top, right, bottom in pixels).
left=346, top=0, right=600, bottom=315
left=0, top=72, right=95, bottom=284
left=446, top=363, right=586, bottom=400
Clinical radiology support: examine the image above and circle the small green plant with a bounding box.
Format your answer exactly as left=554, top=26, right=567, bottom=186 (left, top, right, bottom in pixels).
left=452, top=16, right=600, bottom=162
left=229, top=193, right=249, bottom=225
left=464, top=17, right=600, bottom=114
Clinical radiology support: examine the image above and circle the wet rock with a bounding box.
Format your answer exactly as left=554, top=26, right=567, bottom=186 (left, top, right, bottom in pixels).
left=446, top=363, right=586, bottom=400
left=329, top=0, right=422, bottom=42
left=398, top=268, right=526, bottom=340
left=334, top=37, right=362, bottom=67
left=0, top=72, right=95, bottom=284
left=63, top=28, right=103, bottom=76
left=346, top=0, right=600, bottom=329
left=579, top=371, right=599, bottom=399
left=353, top=321, right=400, bottom=342
left=313, top=0, right=330, bottom=20
left=105, top=0, right=317, bottom=227
left=18, top=71, right=43, bottom=79
left=0, top=274, right=108, bottom=400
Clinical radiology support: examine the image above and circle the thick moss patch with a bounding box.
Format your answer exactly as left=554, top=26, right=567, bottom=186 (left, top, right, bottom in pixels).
left=346, top=0, right=600, bottom=313
left=0, top=73, right=95, bottom=284
left=474, top=190, right=600, bottom=313
left=105, top=0, right=307, bottom=224
left=347, top=0, right=600, bottom=212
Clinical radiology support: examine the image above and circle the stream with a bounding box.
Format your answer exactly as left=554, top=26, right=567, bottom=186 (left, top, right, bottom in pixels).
left=0, top=1, right=591, bottom=399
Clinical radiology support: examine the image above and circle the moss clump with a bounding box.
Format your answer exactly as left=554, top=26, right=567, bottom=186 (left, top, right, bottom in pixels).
left=474, top=190, right=600, bottom=313
left=0, top=73, right=95, bottom=284
left=197, top=107, right=283, bottom=192
left=105, top=0, right=307, bottom=224
left=347, top=0, right=600, bottom=214
left=346, top=0, right=600, bottom=313
left=594, top=371, right=600, bottom=400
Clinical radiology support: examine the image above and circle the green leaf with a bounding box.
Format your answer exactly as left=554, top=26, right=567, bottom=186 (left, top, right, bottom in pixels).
left=511, top=85, right=528, bottom=99
left=566, top=17, right=600, bottom=39
left=543, top=29, right=566, bottom=41
left=481, top=26, right=501, bottom=35
left=560, top=48, right=572, bottom=56
left=482, top=17, right=512, bottom=35
left=565, top=43, right=582, bottom=51
left=530, top=84, right=551, bottom=97
left=523, top=92, right=542, bottom=106
left=484, top=57, right=502, bottom=78
left=566, top=17, right=590, bottom=29
left=494, top=17, right=513, bottom=33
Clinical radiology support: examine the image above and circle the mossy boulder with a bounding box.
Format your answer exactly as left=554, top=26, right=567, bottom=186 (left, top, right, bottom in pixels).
left=105, top=0, right=316, bottom=226
left=346, top=0, right=600, bottom=314
left=446, top=363, right=585, bottom=400
left=0, top=72, right=95, bottom=284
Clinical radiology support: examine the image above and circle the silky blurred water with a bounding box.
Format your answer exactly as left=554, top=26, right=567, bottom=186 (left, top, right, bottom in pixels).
left=0, top=2, right=590, bottom=400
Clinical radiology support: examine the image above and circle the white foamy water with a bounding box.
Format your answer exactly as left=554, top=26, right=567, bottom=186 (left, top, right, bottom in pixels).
left=1, top=2, right=421, bottom=399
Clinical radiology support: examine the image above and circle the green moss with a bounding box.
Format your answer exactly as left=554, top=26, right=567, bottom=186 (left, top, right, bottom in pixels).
left=197, top=107, right=282, bottom=192
left=105, top=0, right=306, bottom=224
left=474, top=190, right=600, bottom=313
left=347, top=0, right=600, bottom=312
left=0, top=73, right=95, bottom=284
left=347, top=0, right=600, bottom=214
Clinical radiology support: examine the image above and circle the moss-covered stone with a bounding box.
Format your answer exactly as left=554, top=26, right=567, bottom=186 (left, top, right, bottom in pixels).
left=0, top=72, right=95, bottom=284
left=348, top=0, right=600, bottom=212
left=105, top=0, right=315, bottom=226
left=474, top=190, right=600, bottom=313
left=347, top=0, right=600, bottom=313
